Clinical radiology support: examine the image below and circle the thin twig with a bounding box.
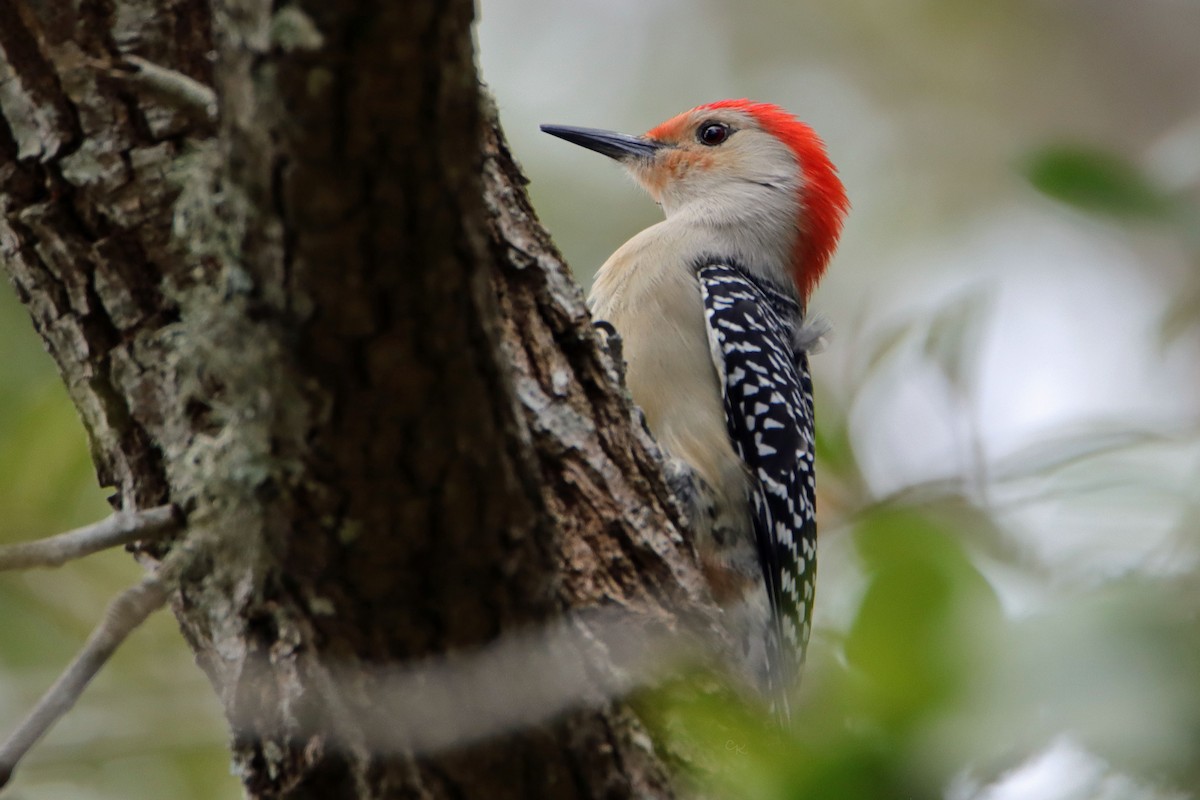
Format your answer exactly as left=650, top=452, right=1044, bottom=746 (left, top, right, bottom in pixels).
left=0, top=574, right=170, bottom=788
left=108, top=55, right=217, bottom=124
left=0, top=505, right=181, bottom=571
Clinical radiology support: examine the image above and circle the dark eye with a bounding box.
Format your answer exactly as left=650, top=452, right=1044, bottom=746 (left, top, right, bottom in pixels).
left=697, top=122, right=730, bottom=146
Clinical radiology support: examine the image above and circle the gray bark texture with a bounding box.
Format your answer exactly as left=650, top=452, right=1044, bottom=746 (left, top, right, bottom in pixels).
left=0, top=1, right=714, bottom=797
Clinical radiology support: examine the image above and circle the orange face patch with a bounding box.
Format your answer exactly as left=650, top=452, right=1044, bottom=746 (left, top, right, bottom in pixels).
left=666, top=148, right=713, bottom=176
left=637, top=147, right=714, bottom=200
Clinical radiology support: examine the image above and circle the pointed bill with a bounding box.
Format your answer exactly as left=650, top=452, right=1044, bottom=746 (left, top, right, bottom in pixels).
left=539, top=125, right=664, bottom=161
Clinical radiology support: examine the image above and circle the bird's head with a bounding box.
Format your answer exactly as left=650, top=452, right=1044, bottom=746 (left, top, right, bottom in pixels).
left=542, top=99, right=848, bottom=301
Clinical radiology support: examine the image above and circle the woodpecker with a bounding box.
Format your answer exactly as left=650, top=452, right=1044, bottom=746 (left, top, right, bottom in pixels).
left=542, top=100, right=848, bottom=719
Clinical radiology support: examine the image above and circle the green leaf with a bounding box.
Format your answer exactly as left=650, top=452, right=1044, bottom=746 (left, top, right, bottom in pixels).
left=1024, top=145, right=1175, bottom=220
left=846, top=508, right=1002, bottom=730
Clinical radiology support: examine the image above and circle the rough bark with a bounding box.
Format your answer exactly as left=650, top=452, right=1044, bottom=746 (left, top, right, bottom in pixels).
left=0, top=1, right=710, bottom=797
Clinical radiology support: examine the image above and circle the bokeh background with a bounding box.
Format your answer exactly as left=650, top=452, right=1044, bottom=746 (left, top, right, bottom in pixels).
left=2, top=1, right=1199, bottom=797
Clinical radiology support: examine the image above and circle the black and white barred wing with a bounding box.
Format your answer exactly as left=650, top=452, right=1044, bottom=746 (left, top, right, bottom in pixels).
left=697, top=263, right=818, bottom=698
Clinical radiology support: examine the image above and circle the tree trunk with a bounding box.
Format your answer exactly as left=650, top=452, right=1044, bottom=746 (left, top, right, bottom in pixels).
left=0, top=1, right=711, bottom=797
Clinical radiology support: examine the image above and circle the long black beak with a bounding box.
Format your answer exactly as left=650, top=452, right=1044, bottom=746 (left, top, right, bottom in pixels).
left=540, top=124, right=664, bottom=161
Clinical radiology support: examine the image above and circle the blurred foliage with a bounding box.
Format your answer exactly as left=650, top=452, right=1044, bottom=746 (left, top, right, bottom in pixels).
left=1024, top=146, right=1177, bottom=222
left=638, top=137, right=1200, bottom=800
left=645, top=513, right=1200, bottom=799
left=1026, top=143, right=1200, bottom=348
left=646, top=413, right=1200, bottom=799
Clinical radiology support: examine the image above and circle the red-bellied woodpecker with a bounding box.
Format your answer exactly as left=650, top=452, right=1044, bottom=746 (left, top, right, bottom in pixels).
left=542, top=100, right=848, bottom=720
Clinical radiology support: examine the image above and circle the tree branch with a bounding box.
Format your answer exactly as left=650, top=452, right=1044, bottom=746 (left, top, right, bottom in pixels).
left=0, top=505, right=181, bottom=571
left=107, top=55, right=218, bottom=126
left=0, top=572, right=171, bottom=788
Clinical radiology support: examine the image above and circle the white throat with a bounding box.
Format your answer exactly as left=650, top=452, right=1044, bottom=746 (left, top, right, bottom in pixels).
left=659, top=179, right=801, bottom=296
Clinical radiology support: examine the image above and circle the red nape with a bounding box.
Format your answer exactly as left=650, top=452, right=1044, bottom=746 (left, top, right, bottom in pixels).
left=698, top=99, right=849, bottom=302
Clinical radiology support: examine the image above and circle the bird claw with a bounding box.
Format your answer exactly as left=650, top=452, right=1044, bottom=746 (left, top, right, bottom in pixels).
left=632, top=405, right=652, bottom=437
left=592, top=319, right=627, bottom=381
left=593, top=319, right=622, bottom=353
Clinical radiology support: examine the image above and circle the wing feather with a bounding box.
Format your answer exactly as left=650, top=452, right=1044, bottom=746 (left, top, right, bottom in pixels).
left=698, top=263, right=818, bottom=718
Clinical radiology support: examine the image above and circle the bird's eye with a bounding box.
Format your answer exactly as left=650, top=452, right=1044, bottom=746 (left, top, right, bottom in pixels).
left=697, top=122, right=730, bottom=146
